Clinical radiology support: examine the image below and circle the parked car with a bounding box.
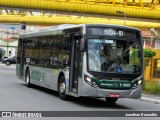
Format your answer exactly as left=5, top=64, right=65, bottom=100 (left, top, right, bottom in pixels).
left=1, top=56, right=9, bottom=63
left=4, top=56, right=17, bottom=65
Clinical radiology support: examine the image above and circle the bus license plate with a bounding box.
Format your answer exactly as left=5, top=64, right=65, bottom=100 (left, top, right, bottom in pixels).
left=109, top=93, right=120, bottom=98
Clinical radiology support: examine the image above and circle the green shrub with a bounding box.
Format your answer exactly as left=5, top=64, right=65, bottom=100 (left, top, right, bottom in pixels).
left=143, top=81, right=151, bottom=93
left=152, top=81, right=160, bottom=94
left=144, top=49, right=156, bottom=58
left=143, top=80, right=160, bottom=94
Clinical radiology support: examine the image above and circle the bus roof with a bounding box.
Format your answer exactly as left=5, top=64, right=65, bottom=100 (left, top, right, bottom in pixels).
left=19, top=24, right=140, bottom=38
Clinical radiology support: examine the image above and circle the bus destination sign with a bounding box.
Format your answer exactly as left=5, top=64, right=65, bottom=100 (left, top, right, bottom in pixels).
left=104, top=29, right=123, bottom=36
left=87, top=28, right=138, bottom=38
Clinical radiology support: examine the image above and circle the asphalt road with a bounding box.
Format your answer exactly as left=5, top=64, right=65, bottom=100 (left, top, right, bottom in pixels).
left=0, top=63, right=160, bottom=120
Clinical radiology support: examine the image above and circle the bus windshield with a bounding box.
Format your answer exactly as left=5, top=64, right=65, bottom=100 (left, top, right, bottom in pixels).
left=87, top=38, right=142, bottom=74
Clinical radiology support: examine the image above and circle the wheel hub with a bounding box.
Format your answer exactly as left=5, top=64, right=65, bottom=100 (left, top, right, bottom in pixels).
left=60, top=83, right=65, bottom=93
left=26, top=73, right=29, bottom=84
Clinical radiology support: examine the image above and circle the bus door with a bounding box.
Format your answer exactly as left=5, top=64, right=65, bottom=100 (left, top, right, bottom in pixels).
left=69, top=34, right=81, bottom=94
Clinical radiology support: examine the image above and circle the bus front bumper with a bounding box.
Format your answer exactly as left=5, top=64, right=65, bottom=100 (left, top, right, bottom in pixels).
left=79, top=83, right=142, bottom=99
left=96, top=86, right=142, bottom=99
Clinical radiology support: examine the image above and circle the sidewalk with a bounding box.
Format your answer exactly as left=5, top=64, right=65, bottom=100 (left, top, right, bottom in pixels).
left=141, top=93, right=160, bottom=104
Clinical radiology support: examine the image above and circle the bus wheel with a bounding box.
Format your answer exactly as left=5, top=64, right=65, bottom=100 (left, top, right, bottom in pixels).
left=58, top=76, right=68, bottom=100
left=25, top=70, right=31, bottom=87
left=105, top=97, right=118, bottom=104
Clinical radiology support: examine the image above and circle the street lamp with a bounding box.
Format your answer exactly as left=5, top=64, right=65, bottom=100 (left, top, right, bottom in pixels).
left=116, top=11, right=126, bottom=25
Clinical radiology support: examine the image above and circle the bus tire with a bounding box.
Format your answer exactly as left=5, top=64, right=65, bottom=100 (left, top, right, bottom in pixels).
left=58, top=76, right=68, bottom=100
left=105, top=97, right=118, bottom=104
left=25, top=70, right=32, bottom=87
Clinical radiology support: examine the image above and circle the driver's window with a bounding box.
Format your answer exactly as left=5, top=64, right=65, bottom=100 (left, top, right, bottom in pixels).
left=88, top=39, right=101, bottom=71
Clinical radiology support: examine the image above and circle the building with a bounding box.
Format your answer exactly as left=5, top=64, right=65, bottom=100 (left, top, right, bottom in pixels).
left=141, top=29, right=160, bottom=80
left=142, top=29, right=160, bottom=49
left=0, top=39, right=18, bottom=57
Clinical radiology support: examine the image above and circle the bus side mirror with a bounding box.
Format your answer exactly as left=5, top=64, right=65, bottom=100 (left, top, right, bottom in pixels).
left=80, top=38, right=85, bottom=52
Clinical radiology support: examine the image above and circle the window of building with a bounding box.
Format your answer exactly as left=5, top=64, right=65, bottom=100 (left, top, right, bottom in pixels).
left=155, top=41, right=160, bottom=49
left=143, top=40, right=145, bottom=48
left=144, top=39, right=155, bottom=48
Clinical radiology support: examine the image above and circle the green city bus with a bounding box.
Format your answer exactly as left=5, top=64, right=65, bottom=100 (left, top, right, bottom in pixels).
left=16, top=24, right=143, bottom=104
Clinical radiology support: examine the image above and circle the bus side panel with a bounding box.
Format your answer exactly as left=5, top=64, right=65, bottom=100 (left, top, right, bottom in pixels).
left=16, top=63, right=21, bottom=79
left=78, top=52, right=98, bottom=96
left=27, top=65, right=59, bottom=91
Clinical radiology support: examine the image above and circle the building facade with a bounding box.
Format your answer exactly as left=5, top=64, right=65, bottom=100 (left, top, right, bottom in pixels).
left=141, top=29, right=160, bottom=80
left=0, top=39, right=18, bottom=57
left=0, top=24, right=47, bottom=60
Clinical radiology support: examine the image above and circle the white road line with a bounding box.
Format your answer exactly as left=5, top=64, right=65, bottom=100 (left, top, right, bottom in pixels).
left=141, top=97, right=160, bottom=104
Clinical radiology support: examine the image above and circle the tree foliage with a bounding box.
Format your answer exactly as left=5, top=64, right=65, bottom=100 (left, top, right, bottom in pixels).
left=144, top=49, right=156, bottom=58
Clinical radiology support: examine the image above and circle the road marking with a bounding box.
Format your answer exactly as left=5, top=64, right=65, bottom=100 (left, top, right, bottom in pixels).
left=141, top=97, right=160, bottom=104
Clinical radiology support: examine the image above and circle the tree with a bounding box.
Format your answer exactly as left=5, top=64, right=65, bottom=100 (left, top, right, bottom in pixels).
left=144, top=49, right=156, bottom=66
left=144, top=49, right=156, bottom=58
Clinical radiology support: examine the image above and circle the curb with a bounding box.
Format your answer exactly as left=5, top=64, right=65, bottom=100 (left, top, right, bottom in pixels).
left=141, top=97, right=160, bottom=104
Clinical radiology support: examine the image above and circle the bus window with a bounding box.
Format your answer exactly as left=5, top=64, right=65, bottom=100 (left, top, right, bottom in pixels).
left=87, top=39, right=142, bottom=74
left=30, top=38, right=41, bottom=66
left=48, top=35, right=62, bottom=68
left=24, top=39, right=33, bottom=64
left=61, top=37, right=71, bottom=67
left=40, top=37, right=50, bottom=67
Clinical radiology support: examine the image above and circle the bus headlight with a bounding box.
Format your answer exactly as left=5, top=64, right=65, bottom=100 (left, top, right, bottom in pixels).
left=84, top=75, right=98, bottom=87
left=132, top=79, right=143, bottom=89
left=86, top=76, right=92, bottom=83
left=138, top=79, right=142, bottom=86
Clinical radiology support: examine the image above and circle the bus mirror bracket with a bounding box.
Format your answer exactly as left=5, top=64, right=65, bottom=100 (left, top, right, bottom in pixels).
left=80, top=38, right=85, bottom=52
left=73, top=33, right=85, bottom=52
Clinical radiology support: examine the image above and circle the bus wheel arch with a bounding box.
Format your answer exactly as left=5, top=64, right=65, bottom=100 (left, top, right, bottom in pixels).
left=57, top=72, right=64, bottom=91
left=58, top=72, right=68, bottom=100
